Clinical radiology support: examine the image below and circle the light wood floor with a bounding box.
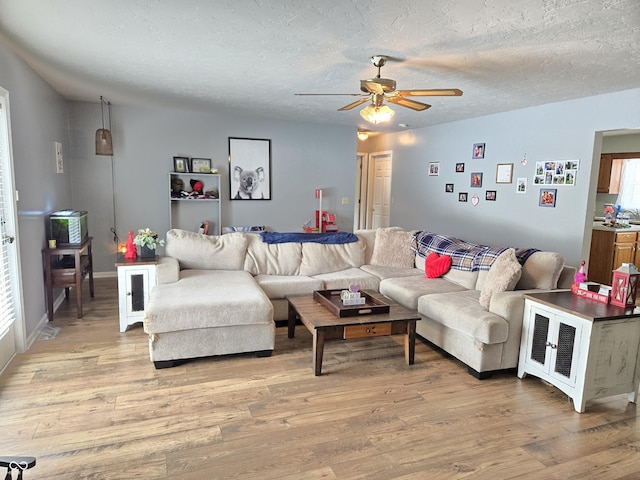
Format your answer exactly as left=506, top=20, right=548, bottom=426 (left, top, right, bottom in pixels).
left=2, top=278, right=640, bottom=479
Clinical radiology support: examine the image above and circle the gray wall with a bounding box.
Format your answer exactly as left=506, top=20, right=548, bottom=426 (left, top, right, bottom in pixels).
left=362, top=88, right=640, bottom=268
left=0, top=41, right=72, bottom=339
left=67, top=102, right=358, bottom=273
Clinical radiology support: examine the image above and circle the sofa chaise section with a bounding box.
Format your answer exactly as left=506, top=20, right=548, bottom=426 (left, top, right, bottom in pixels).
left=144, top=269, right=274, bottom=368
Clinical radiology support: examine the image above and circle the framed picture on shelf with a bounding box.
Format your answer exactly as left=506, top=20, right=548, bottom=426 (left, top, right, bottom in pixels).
left=173, top=156, right=189, bottom=173
left=539, top=188, right=557, bottom=207
left=191, top=158, right=212, bottom=173
left=229, top=137, right=272, bottom=200
left=496, top=163, right=513, bottom=184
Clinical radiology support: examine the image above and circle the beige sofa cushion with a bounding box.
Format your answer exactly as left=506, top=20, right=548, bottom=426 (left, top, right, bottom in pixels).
left=479, top=249, right=522, bottom=308
left=355, top=230, right=376, bottom=264
left=243, top=233, right=302, bottom=275
left=379, top=275, right=467, bottom=310
left=165, top=229, right=248, bottom=270
left=313, top=267, right=381, bottom=291
left=516, top=251, right=565, bottom=290
left=254, top=274, right=323, bottom=299
left=299, top=241, right=365, bottom=276
left=144, top=270, right=272, bottom=333
left=370, top=228, right=415, bottom=268
left=418, top=290, right=509, bottom=345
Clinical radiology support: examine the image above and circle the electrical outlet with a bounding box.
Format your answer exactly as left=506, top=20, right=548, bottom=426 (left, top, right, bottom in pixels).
left=341, top=197, right=349, bottom=205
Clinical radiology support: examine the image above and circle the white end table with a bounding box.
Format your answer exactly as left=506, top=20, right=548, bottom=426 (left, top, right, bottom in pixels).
left=115, top=255, right=157, bottom=332
left=518, top=291, right=640, bottom=413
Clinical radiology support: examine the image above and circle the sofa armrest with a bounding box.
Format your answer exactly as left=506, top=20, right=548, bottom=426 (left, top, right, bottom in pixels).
left=156, top=256, right=180, bottom=284
left=557, top=265, right=577, bottom=289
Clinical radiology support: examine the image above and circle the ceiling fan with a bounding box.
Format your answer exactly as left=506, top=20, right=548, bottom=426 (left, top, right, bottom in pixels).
left=296, top=55, right=463, bottom=124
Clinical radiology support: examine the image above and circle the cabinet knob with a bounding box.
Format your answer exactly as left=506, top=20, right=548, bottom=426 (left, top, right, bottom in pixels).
left=545, top=341, right=557, bottom=349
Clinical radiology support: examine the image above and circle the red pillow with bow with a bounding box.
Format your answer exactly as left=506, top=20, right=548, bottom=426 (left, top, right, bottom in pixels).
left=425, top=252, right=452, bottom=278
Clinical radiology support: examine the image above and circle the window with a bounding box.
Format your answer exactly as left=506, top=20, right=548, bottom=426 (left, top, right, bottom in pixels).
left=618, top=158, right=640, bottom=211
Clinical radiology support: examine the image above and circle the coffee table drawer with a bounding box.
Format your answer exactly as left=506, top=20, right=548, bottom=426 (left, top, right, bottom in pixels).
left=343, top=322, right=392, bottom=339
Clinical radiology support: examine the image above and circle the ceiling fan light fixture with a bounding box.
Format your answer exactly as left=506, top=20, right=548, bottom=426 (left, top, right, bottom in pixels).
left=360, top=104, right=395, bottom=124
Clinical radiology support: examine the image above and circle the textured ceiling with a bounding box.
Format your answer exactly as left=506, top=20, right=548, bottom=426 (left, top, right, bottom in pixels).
left=0, top=0, right=639, bottom=132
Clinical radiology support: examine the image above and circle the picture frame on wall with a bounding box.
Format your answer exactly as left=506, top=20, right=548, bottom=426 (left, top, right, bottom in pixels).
left=539, top=188, right=557, bottom=207
left=517, top=177, right=527, bottom=193
left=472, top=143, right=485, bottom=159
left=496, top=163, right=514, bottom=184
left=485, top=190, right=497, bottom=201
left=173, top=156, right=189, bottom=173
left=455, top=162, right=465, bottom=172
left=459, top=192, right=468, bottom=202
left=229, top=137, right=272, bottom=200
left=471, top=172, right=483, bottom=188
left=445, top=183, right=454, bottom=193
left=191, top=157, right=212, bottom=173
left=428, top=162, right=440, bottom=176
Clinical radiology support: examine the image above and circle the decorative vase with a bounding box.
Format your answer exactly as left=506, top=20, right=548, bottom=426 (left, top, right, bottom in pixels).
left=124, top=230, right=137, bottom=259
left=140, top=246, right=156, bottom=258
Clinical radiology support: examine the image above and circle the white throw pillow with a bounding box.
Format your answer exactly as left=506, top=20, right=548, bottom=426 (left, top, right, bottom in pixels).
left=370, top=228, right=415, bottom=268
left=479, top=248, right=522, bottom=309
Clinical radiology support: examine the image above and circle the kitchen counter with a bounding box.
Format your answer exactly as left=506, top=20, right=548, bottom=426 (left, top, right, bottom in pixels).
left=592, top=220, right=640, bottom=232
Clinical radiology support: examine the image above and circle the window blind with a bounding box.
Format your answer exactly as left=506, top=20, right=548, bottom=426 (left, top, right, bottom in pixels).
left=0, top=100, right=16, bottom=333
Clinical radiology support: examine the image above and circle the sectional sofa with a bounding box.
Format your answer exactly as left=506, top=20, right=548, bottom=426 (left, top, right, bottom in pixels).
left=143, top=228, right=575, bottom=377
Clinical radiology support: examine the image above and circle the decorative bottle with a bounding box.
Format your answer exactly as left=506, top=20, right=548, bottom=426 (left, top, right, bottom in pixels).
left=124, top=230, right=137, bottom=259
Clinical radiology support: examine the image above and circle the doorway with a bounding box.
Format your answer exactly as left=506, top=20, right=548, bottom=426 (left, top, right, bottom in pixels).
left=353, top=150, right=392, bottom=230
left=0, top=86, right=26, bottom=372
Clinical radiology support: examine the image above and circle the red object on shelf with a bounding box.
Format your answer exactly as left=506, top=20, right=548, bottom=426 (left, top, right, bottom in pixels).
left=124, top=230, right=137, bottom=259
left=571, top=283, right=609, bottom=304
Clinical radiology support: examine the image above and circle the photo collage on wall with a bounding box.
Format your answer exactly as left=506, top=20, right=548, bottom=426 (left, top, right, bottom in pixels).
left=534, top=160, right=579, bottom=186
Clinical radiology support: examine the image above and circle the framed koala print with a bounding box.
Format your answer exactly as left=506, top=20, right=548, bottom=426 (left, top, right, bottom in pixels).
left=228, top=137, right=272, bottom=200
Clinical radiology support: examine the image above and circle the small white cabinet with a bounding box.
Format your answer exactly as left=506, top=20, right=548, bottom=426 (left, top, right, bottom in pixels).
left=518, top=292, right=640, bottom=413
left=116, top=256, right=157, bottom=332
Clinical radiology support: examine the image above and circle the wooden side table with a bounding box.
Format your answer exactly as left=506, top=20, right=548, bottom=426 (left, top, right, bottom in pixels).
left=43, top=237, right=94, bottom=322
left=115, top=255, right=158, bottom=332
left=518, top=291, right=640, bottom=412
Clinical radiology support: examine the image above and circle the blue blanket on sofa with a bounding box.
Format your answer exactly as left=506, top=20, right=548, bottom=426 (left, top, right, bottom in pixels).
left=260, top=231, right=358, bottom=244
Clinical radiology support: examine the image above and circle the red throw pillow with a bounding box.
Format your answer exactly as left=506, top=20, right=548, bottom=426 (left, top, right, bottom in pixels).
left=425, top=252, right=452, bottom=278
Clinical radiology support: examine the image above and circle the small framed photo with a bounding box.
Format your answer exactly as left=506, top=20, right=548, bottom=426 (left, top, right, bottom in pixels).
left=496, top=163, right=513, bottom=184
left=445, top=183, right=454, bottom=193
left=471, top=172, right=483, bottom=188
left=485, top=190, right=497, bottom=201
left=173, top=156, right=190, bottom=173
left=459, top=192, right=468, bottom=202
left=539, top=188, right=557, bottom=207
left=428, top=162, right=440, bottom=176
left=455, top=162, right=465, bottom=173
left=516, top=177, right=527, bottom=193
left=472, top=143, right=485, bottom=159
left=191, top=158, right=212, bottom=173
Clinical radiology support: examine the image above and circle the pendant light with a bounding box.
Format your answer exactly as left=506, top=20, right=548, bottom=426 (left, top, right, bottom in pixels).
left=95, top=96, right=113, bottom=156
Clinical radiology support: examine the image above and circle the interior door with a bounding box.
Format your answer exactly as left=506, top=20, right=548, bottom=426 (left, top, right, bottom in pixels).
left=0, top=86, right=25, bottom=371
left=370, top=151, right=392, bottom=229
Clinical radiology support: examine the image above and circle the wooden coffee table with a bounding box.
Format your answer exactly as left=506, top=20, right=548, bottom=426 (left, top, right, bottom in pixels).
left=286, top=291, right=421, bottom=375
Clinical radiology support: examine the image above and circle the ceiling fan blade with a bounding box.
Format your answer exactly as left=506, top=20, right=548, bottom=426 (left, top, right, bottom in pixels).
left=361, top=81, right=385, bottom=95
left=397, top=88, right=463, bottom=97
left=295, top=93, right=363, bottom=96
left=387, top=96, right=431, bottom=111
left=338, top=98, right=371, bottom=111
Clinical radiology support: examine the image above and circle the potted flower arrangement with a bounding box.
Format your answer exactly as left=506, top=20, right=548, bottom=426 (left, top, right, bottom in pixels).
left=133, top=228, right=165, bottom=258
